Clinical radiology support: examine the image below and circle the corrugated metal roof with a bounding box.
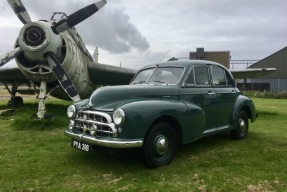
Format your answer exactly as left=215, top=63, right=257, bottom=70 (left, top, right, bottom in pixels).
left=248, top=47, right=287, bottom=78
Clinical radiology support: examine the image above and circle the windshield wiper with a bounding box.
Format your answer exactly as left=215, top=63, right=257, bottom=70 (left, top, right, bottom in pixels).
left=153, top=80, right=167, bottom=84
left=133, top=81, right=146, bottom=84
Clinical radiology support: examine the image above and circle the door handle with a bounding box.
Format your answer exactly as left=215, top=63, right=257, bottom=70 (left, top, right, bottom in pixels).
left=208, top=91, right=215, bottom=95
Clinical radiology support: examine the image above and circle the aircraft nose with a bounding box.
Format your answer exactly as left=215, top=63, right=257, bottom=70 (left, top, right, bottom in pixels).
left=24, top=26, right=46, bottom=46
left=17, top=21, right=62, bottom=61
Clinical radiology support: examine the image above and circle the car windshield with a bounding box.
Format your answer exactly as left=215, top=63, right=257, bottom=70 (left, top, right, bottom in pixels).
left=132, top=67, right=184, bottom=85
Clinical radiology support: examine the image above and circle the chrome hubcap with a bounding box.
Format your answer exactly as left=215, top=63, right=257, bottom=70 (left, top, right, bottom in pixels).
left=239, top=118, right=246, bottom=131
left=156, top=136, right=168, bottom=155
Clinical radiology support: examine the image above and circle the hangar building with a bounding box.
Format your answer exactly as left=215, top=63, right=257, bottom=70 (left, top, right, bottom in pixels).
left=190, top=47, right=287, bottom=93
left=248, top=47, right=287, bottom=93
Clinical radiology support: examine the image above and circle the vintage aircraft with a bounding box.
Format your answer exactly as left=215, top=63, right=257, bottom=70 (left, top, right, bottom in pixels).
left=0, top=0, right=276, bottom=119
left=0, top=0, right=136, bottom=119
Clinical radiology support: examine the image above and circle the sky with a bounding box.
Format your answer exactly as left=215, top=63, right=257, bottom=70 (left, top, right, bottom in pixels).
left=0, top=0, right=286, bottom=70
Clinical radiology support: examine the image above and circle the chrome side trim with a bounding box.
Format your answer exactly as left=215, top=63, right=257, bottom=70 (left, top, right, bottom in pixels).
left=65, top=130, right=143, bottom=148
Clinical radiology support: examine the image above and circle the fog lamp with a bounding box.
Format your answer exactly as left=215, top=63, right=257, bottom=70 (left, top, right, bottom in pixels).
left=90, top=125, right=98, bottom=135
left=69, top=120, right=75, bottom=130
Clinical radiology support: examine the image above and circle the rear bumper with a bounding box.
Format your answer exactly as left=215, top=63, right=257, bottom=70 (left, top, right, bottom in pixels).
left=64, top=130, right=143, bottom=148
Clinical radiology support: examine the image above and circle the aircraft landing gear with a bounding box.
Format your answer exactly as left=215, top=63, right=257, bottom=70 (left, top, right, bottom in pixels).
left=9, top=96, right=24, bottom=108
left=4, top=82, right=24, bottom=108
left=34, top=80, right=58, bottom=120
left=36, top=81, right=47, bottom=119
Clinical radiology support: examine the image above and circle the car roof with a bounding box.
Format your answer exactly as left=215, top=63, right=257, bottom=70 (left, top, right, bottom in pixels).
left=141, top=60, right=228, bottom=70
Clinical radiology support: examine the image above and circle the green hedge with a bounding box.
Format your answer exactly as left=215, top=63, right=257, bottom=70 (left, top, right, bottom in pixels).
left=243, top=91, right=287, bottom=99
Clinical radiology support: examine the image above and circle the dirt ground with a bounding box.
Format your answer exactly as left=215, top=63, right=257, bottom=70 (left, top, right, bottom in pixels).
left=0, top=86, right=36, bottom=100
left=0, top=86, right=11, bottom=100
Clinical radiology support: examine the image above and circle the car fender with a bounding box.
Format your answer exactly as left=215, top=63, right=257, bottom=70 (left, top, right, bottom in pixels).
left=118, top=100, right=205, bottom=144
left=232, top=95, right=256, bottom=129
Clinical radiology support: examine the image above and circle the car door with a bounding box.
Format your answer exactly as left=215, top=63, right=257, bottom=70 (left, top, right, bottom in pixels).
left=180, top=65, right=217, bottom=135
left=210, top=65, right=237, bottom=130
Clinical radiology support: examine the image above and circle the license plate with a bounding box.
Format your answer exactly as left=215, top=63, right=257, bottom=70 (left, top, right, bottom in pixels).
left=71, top=140, right=90, bottom=152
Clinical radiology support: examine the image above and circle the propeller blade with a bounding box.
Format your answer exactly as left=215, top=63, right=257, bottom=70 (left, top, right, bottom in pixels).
left=0, top=47, right=22, bottom=67
left=7, top=0, right=32, bottom=24
left=51, top=0, right=107, bottom=34
left=44, top=52, right=81, bottom=102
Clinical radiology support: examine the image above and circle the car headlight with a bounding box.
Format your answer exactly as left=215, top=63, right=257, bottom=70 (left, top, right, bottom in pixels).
left=67, top=105, right=76, bottom=118
left=113, top=108, right=125, bottom=126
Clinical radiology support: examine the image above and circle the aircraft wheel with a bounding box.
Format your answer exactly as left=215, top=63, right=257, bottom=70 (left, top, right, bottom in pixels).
left=9, top=96, right=24, bottom=108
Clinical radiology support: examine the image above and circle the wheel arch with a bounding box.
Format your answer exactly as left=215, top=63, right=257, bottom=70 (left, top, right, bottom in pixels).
left=241, top=105, right=252, bottom=120
left=232, top=95, right=256, bottom=128
left=147, top=115, right=183, bottom=145
left=119, top=100, right=187, bottom=140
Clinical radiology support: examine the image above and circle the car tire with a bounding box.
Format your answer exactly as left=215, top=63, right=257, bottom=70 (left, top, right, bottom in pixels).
left=143, top=122, right=176, bottom=168
left=231, top=110, right=249, bottom=140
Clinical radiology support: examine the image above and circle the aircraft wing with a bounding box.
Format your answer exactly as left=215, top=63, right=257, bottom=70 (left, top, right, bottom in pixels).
left=230, top=68, right=276, bottom=79
left=88, top=63, right=137, bottom=85
left=0, top=63, right=27, bottom=82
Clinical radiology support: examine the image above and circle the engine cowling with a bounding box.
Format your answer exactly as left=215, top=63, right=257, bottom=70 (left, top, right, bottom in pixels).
left=14, top=20, right=94, bottom=100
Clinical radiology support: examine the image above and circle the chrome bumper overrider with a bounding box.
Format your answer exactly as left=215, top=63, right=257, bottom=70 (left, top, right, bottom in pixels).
left=64, top=130, right=143, bottom=148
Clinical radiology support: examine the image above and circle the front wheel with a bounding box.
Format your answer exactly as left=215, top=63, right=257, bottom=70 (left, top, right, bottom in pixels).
left=231, top=110, right=249, bottom=140
left=143, top=122, right=176, bottom=168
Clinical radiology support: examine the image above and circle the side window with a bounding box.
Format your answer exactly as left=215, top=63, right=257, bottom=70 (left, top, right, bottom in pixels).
left=194, top=65, right=210, bottom=86
left=225, top=71, right=233, bottom=86
left=184, top=68, right=195, bottom=86
left=211, top=66, right=232, bottom=86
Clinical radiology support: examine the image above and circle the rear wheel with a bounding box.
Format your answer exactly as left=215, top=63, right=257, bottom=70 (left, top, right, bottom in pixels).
left=143, top=122, right=176, bottom=168
left=231, top=110, right=249, bottom=140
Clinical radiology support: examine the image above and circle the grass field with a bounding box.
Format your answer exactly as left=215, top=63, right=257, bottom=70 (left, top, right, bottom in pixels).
left=0, top=97, right=287, bottom=191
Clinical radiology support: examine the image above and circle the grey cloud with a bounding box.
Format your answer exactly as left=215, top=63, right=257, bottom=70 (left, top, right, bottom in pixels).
left=3, top=0, right=287, bottom=67
left=77, top=7, right=150, bottom=53
left=17, top=0, right=150, bottom=54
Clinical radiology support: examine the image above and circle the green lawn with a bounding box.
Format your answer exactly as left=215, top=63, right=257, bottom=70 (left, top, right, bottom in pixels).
left=0, top=98, right=286, bottom=191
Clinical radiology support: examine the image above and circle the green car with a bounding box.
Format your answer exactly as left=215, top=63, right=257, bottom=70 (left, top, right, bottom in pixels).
left=65, top=60, right=256, bottom=168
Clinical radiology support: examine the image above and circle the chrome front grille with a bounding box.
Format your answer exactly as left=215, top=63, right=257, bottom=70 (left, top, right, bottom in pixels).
left=73, top=110, right=117, bottom=137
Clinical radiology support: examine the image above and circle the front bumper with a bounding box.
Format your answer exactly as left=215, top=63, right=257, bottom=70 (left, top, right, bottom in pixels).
left=64, top=129, right=144, bottom=148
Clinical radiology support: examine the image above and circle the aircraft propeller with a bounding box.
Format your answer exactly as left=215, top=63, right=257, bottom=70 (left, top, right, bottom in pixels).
left=51, top=1, right=106, bottom=34
left=1, top=0, right=107, bottom=102
left=0, top=47, right=22, bottom=67
left=44, top=52, right=81, bottom=102
left=7, top=0, right=32, bottom=24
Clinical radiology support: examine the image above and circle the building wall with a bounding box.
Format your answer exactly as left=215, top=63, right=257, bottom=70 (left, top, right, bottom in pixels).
left=189, top=50, right=230, bottom=68
left=250, top=78, right=287, bottom=93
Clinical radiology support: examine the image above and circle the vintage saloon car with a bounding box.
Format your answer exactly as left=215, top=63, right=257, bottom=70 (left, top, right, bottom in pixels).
left=64, top=60, right=256, bottom=168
